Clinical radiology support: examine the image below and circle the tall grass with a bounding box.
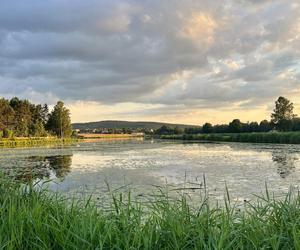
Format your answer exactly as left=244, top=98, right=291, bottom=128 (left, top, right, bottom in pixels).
left=0, top=137, right=79, bottom=148
left=1, top=178, right=300, bottom=249
left=161, top=131, right=300, bottom=144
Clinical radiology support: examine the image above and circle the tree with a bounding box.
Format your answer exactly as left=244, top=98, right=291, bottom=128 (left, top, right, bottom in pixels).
left=293, top=118, right=300, bottom=131
left=213, top=124, right=229, bottom=133
left=10, top=98, right=32, bottom=136
left=31, top=103, right=48, bottom=136
left=174, top=126, right=183, bottom=135
left=202, top=123, right=213, bottom=134
left=229, top=119, right=242, bottom=133
left=259, top=120, right=273, bottom=132
left=184, top=127, right=201, bottom=134
left=249, top=122, right=259, bottom=132
left=155, top=125, right=173, bottom=135
left=0, top=98, right=15, bottom=130
left=41, top=104, right=49, bottom=125
left=46, top=101, right=72, bottom=138
left=31, top=120, right=47, bottom=137
left=271, top=97, right=296, bottom=131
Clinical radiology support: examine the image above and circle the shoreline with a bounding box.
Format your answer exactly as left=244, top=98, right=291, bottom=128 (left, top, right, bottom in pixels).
left=0, top=137, right=79, bottom=148
left=0, top=134, right=145, bottom=148
left=160, top=131, right=300, bottom=144
left=77, top=133, right=144, bottom=140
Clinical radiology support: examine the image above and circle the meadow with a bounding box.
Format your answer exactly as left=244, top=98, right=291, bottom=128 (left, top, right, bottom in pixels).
left=1, top=177, right=300, bottom=249
left=161, top=131, right=300, bottom=144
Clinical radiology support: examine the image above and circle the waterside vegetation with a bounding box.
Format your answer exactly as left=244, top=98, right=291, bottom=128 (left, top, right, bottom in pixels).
left=161, top=131, right=300, bottom=144
left=77, top=133, right=144, bottom=140
left=0, top=137, right=78, bottom=148
left=1, top=177, right=300, bottom=249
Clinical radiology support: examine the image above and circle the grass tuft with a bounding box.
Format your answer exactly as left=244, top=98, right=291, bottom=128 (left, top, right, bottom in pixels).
left=1, top=178, right=300, bottom=249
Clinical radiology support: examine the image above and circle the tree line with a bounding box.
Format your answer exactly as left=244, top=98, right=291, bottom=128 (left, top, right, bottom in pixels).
left=155, top=97, right=300, bottom=135
left=0, top=97, right=72, bottom=138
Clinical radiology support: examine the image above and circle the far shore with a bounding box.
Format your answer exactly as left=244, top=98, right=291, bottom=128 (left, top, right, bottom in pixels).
left=77, top=133, right=144, bottom=140
left=160, top=131, right=300, bottom=144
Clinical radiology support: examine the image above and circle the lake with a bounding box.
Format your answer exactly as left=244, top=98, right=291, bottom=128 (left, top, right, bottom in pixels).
left=1, top=139, right=300, bottom=203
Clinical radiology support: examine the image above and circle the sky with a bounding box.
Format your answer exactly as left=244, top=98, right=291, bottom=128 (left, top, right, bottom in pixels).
left=0, top=0, right=300, bottom=125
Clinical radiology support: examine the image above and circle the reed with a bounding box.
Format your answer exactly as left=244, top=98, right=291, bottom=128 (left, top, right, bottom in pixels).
left=1, top=177, right=300, bottom=249
left=0, top=137, right=79, bottom=148
left=161, top=131, right=300, bottom=144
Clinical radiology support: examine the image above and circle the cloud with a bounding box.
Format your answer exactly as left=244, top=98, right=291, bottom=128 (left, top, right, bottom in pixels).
left=0, top=0, right=299, bottom=123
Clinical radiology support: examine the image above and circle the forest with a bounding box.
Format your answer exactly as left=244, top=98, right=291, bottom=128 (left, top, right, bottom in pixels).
left=0, top=97, right=72, bottom=138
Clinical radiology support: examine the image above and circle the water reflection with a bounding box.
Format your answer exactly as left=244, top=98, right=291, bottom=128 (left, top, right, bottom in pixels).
left=1, top=140, right=300, bottom=202
left=225, top=142, right=299, bottom=179
left=9, top=155, right=73, bottom=182
left=272, top=151, right=297, bottom=178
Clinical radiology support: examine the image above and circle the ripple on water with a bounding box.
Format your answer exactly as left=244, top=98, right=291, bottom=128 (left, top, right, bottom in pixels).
left=0, top=140, right=300, bottom=203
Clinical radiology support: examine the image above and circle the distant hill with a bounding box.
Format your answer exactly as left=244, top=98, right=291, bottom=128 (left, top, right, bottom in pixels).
left=72, top=120, right=198, bottom=131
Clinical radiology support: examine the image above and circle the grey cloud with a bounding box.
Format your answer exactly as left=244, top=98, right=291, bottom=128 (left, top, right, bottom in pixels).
left=0, top=0, right=299, bottom=113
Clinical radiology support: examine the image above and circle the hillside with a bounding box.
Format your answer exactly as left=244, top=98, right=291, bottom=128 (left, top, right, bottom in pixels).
left=72, top=120, right=198, bottom=131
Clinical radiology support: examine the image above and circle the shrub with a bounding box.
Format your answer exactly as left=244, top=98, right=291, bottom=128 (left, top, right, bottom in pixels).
left=3, top=128, right=13, bottom=138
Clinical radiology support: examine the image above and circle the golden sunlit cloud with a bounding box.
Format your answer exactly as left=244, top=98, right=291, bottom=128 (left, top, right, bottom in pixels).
left=69, top=98, right=300, bottom=126
left=178, top=12, right=217, bottom=45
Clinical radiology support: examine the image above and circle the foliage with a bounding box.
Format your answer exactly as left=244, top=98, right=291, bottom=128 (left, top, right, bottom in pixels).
left=0, top=137, right=78, bottom=148
left=271, top=96, right=296, bottom=131
left=259, top=120, right=273, bottom=132
left=0, top=98, right=14, bottom=130
left=0, top=97, right=73, bottom=138
left=202, top=123, right=213, bottom=134
left=161, top=131, right=300, bottom=144
left=3, top=128, right=13, bottom=139
left=46, top=101, right=72, bottom=138
left=228, top=119, right=243, bottom=133
left=1, top=178, right=300, bottom=249
left=0, top=97, right=49, bottom=137
left=184, top=127, right=202, bottom=134
left=155, top=125, right=181, bottom=135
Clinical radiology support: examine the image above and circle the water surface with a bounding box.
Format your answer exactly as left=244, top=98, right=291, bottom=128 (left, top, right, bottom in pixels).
left=1, top=139, right=300, bottom=202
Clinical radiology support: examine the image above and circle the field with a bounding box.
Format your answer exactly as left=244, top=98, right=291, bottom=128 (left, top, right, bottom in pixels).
left=1, top=177, right=300, bottom=249
left=161, top=131, right=300, bottom=144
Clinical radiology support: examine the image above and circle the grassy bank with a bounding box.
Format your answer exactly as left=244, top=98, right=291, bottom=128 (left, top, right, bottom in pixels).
left=0, top=137, right=79, bottom=148
left=161, top=131, right=300, bottom=144
left=1, top=179, right=300, bottom=249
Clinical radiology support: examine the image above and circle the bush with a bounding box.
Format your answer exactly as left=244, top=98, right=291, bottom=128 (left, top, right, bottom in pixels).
left=3, top=128, right=13, bottom=138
